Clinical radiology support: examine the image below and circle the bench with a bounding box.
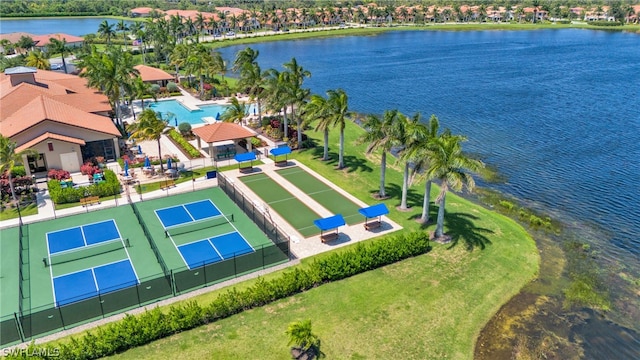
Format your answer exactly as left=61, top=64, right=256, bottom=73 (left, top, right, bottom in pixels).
left=364, top=221, right=382, bottom=231
left=160, top=179, right=176, bottom=190
left=274, top=159, right=288, bottom=166
left=80, top=196, right=100, bottom=207
left=321, top=232, right=339, bottom=243
left=239, top=166, right=253, bottom=173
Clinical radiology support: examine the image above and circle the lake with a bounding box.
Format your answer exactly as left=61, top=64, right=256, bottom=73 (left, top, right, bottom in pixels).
left=218, top=29, right=640, bottom=358
left=0, top=17, right=133, bottom=36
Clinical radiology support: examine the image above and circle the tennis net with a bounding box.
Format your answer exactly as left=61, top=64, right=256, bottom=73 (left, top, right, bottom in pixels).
left=46, top=238, right=128, bottom=266
left=165, top=214, right=234, bottom=237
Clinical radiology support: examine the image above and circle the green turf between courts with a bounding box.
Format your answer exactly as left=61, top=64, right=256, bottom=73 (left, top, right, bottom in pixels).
left=276, top=167, right=364, bottom=225
left=239, top=173, right=322, bottom=238
left=0, top=227, right=20, bottom=319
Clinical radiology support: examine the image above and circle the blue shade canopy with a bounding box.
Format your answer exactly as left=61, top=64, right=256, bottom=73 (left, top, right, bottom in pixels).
left=358, top=203, right=390, bottom=218
left=235, top=152, right=257, bottom=162
left=270, top=146, right=292, bottom=156
left=313, top=214, right=346, bottom=231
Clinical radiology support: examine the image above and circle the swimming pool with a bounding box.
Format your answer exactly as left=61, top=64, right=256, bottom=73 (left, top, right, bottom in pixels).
left=145, top=100, right=256, bottom=125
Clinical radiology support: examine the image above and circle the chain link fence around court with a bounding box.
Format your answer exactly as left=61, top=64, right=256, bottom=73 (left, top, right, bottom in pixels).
left=1, top=177, right=292, bottom=348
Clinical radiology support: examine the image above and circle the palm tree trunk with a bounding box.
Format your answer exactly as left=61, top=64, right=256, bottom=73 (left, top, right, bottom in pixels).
left=338, top=128, right=345, bottom=169
left=297, top=115, right=302, bottom=148
left=257, top=100, right=263, bottom=123
left=283, top=107, right=289, bottom=139
left=8, top=173, right=17, bottom=202
left=400, top=162, right=409, bottom=209
left=157, top=139, right=164, bottom=172
left=435, top=194, right=446, bottom=238
left=200, top=75, right=205, bottom=99
left=379, top=151, right=387, bottom=198
left=421, top=180, right=432, bottom=222
left=61, top=55, right=68, bottom=74
left=323, top=129, right=329, bottom=160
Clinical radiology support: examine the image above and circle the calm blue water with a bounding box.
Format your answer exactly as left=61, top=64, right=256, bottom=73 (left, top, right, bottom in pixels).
left=146, top=100, right=256, bottom=125
left=0, top=18, right=133, bottom=36
left=219, top=30, right=640, bottom=263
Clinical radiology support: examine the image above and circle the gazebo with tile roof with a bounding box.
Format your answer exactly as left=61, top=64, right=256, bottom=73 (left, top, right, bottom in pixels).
left=191, top=122, right=258, bottom=160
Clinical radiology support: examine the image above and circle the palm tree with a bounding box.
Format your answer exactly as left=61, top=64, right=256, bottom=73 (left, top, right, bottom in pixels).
left=283, top=57, right=311, bottom=147
left=47, top=37, right=69, bottom=73
left=127, top=109, right=168, bottom=172
left=0, top=135, right=37, bottom=224
left=264, top=69, right=291, bottom=137
left=303, top=94, right=330, bottom=159
left=427, top=133, right=484, bottom=240
left=116, top=20, right=129, bottom=50
left=78, top=46, right=138, bottom=127
left=285, top=319, right=324, bottom=359
left=129, top=76, right=155, bottom=120
left=358, top=110, right=400, bottom=199
left=233, top=47, right=259, bottom=72
left=401, top=115, right=442, bottom=223
left=98, top=20, right=115, bottom=44
left=184, top=44, right=214, bottom=99
left=25, top=49, right=50, bottom=70
left=237, top=62, right=266, bottom=123
left=220, top=97, right=248, bottom=123
left=395, top=112, right=427, bottom=210
left=322, top=89, right=351, bottom=169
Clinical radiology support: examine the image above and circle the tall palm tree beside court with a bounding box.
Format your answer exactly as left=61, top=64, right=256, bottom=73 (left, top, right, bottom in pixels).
left=358, top=109, right=400, bottom=199
left=401, top=114, right=443, bottom=223
left=25, top=50, right=50, bottom=70
left=303, top=93, right=332, bottom=160
left=321, top=89, right=351, bottom=169
left=237, top=62, right=267, bottom=123
left=127, top=109, right=168, bottom=172
left=427, top=133, right=484, bottom=241
left=395, top=112, right=427, bottom=211
left=264, top=69, right=291, bottom=138
left=283, top=57, right=311, bottom=147
left=0, top=135, right=37, bottom=204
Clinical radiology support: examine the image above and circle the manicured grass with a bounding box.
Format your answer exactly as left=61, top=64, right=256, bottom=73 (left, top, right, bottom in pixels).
left=134, top=163, right=250, bottom=194
left=0, top=203, right=38, bottom=220
left=54, top=120, right=539, bottom=359
left=276, top=166, right=363, bottom=225
left=239, top=173, right=321, bottom=237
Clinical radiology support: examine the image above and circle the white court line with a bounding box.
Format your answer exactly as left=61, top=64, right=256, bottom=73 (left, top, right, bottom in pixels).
left=206, top=238, right=224, bottom=260
left=181, top=205, right=196, bottom=221
left=80, top=225, right=88, bottom=246
left=306, top=188, right=334, bottom=196
left=267, top=197, right=297, bottom=205
left=90, top=268, right=99, bottom=293
left=167, top=233, right=190, bottom=268
left=46, top=237, right=56, bottom=306
left=217, top=215, right=255, bottom=253
left=240, top=176, right=272, bottom=184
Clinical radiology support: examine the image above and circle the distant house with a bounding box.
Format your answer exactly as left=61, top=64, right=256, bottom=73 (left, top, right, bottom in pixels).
left=134, top=65, right=175, bottom=87
left=130, top=7, right=155, bottom=18
left=0, top=67, right=121, bottom=175
left=32, top=33, right=84, bottom=51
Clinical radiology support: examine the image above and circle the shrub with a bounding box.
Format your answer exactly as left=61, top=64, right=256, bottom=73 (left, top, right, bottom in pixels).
left=80, top=162, right=99, bottom=176
left=47, top=169, right=70, bottom=180
left=150, top=84, right=161, bottom=93
left=177, top=122, right=192, bottom=135
left=588, top=20, right=623, bottom=26
left=167, top=129, right=201, bottom=158
left=43, top=231, right=430, bottom=359
left=47, top=170, right=120, bottom=204
left=10, top=165, right=26, bottom=177
left=166, top=82, right=179, bottom=92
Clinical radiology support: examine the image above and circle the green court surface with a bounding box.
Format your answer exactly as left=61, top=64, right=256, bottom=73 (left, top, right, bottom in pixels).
left=24, top=206, right=161, bottom=312
left=276, top=167, right=364, bottom=225
left=240, top=173, right=322, bottom=238
left=132, top=187, right=273, bottom=271
left=0, top=227, right=21, bottom=319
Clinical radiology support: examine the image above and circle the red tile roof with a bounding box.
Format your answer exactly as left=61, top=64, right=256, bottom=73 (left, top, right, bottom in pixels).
left=31, top=33, right=84, bottom=47
left=1, top=95, right=120, bottom=138
left=192, top=123, right=257, bottom=143
left=16, top=132, right=85, bottom=152
left=134, top=65, right=174, bottom=82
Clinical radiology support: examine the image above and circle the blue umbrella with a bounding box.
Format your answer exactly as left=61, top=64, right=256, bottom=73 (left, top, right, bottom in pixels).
left=144, top=156, right=150, bottom=168
left=174, top=118, right=178, bottom=127
left=137, top=145, right=142, bottom=154
left=167, top=158, right=172, bottom=170
left=215, top=112, right=220, bottom=120
left=124, top=160, right=129, bottom=177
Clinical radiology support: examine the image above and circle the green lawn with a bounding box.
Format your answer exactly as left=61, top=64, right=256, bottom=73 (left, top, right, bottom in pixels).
left=48, top=120, right=539, bottom=359
left=0, top=203, right=38, bottom=220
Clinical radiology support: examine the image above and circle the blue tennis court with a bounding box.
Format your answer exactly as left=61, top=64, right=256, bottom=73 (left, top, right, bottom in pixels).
left=177, top=232, right=254, bottom=270
left=52, top=259, right=139, bottom=307
left=47, top=219, right=121, bottom=254
left=155, top=199, right=222, bottom=228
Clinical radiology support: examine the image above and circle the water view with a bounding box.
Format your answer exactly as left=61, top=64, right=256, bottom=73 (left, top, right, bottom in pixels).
left=0, top=17, right=132, bottom=36
left=219, top=28, right=640, bottom=357
left=146, top=100, right=256, bottom=125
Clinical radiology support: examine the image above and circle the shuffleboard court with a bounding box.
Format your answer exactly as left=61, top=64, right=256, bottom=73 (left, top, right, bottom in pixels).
left=276, top=167, right=364, bottom=225
left=239, top=173, right=322, bottom=237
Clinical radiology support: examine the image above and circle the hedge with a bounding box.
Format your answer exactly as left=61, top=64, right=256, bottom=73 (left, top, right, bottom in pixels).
left=20, top=232, right=430, bottom=359
left=47, top=170, right=120, bottom=204
left=167, top=129, right=202, bottom=158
